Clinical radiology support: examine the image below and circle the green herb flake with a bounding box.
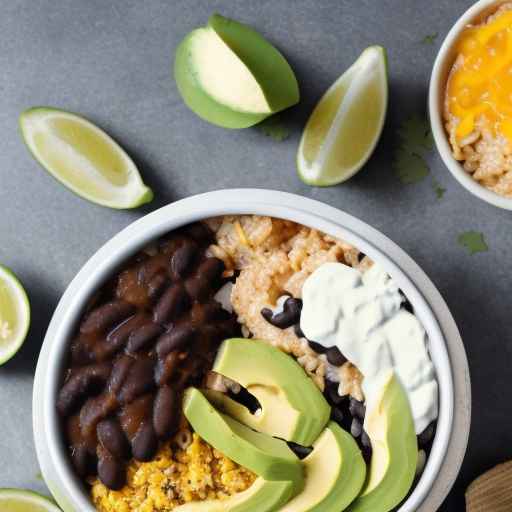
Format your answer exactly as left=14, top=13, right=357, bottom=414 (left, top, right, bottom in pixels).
left=393, top=115, right=433, bottom=184
left=432, top=180, right=446, bottom=199
left=422, top=33, right=438, bottom=45
left=256, top=116, right=291, bottom=142
left=458, top=231, right=489, bottom=255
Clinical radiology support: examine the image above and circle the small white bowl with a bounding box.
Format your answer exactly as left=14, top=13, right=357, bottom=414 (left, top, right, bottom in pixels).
left=33, top=189, right=470, bottom=512
left=429, top=0, right=512, bottom=210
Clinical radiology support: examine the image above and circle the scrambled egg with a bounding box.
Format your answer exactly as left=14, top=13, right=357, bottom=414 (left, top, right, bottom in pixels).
left=91, top=433, right=255, bottom=511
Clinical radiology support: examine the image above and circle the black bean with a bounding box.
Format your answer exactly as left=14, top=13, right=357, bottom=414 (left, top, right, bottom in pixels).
left=325, top=381, right=345, bottom=405
left=117, top=357, right=155, bottom=404
left=361, top=429, right=372, bottom=449
left=80, top=301, right=135, bottom=335
left=147, top=273, right=168, bottom=301
left=287, top=442, right=313, bottom=459
left=170, top=240, right=198, bottom=280
left=284, top=297, right=302, bottom=320
left=126, top=322, right=163, bottom=353
left=184, top=276, right=210, bottom=302
left=153, top=283, right=190, bottom=324
left=107, top=355, right=133, bottom=394
left=418, top=422, right=436, bottom=448
left=182, top=222, right=212, bottom=243
left=351, top=418, right=363, bottom=438
left=326, top=346, right=347, bottom=366
left=156, top=325, right=196, bottom=358
left=97, top=447, right=126, bottom=490
left=197, top=257, right=224, bottom=282
left=131, top=421, right=158, bottom=462
left=308, top=340, right=328, bottom=354
left=97, top=418, right=131, bottom=460
left=153, top=385, right=180, bottom=440
left=57, top=363, right=111, bottom=416
left=80, top=394, right=115, bottom=438
left=261, top=308, right=274, bottom=323
left=349, top=398, right=366, bottom=420
left=331, top=407, right=345, bottom=425
left=106, top=314, right=149, bottom=357
left=70, top=444, right=93, bottom=477
left=294, top=324, right=305, bottom=339
left=154, top=351, right=182, bottom=386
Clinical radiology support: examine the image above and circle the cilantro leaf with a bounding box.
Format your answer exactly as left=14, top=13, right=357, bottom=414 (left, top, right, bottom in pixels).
left=432, top=179, right=446, bottom=199
left=422, top=33, right=438, bottom=45
left=393, top=115, right=433, bottom=185
left=457, top=231, right=488, bottom=255
left=398, top=115, right=433, bottom=153
left=394, top=148, right=430, bottom=184
left=256, top=115, right=291, bottom=142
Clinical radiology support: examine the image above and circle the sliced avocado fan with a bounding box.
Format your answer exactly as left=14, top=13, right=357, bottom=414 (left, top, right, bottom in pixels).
left=210, top=338, right=330, bottom=446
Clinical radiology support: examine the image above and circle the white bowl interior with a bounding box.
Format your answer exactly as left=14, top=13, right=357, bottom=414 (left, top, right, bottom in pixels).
left=41, top=198, right=454, bottom=512
left=429, top=0, right=512, bottom=210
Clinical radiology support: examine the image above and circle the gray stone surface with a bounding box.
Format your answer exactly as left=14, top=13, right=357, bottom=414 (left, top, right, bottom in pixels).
left=0, top=0, right=507, bottom=509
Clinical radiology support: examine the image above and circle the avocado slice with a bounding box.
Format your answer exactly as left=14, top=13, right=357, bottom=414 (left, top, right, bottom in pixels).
left=211, top=338, right=330, bottom=446
left=346, top=372, right=418, bottom=512
left=173, top=477, right=293, bottom=512
left=280, top=422, right=366, bottom=512
left=174, top=14, right=299, bottom=129
left=183, top=388, right=304, bottom=495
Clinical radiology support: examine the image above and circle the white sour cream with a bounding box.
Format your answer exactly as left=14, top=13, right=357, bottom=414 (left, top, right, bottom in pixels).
left=300, top=262, right=438, bottom=434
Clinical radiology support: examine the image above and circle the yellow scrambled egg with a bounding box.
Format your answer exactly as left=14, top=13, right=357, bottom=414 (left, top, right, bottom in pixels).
left=91, top=433, right=255, bottom=512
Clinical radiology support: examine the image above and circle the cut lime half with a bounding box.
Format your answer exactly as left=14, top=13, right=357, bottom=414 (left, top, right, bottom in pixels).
left=19, top=107, right=153, bottom=209
left=0, top=489, right=60, bottom=512
left=0, top=265, right=30, bottom=365
left=297, top=46, right=388, bottom=186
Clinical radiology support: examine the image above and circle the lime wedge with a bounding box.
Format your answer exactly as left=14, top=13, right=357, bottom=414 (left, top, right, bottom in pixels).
left=0, top=489, right=60, bottom=511
left=19, top=107, right=153, bottom=209
left=297, top=46, right=388, bottom=186
left=0, top=265, right=30, bottom=365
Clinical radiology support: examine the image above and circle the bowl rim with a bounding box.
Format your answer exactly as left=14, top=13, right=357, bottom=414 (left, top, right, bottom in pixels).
left=34, top=189, right=468, bottom=512
left=429, top=0, right=512, bottom=210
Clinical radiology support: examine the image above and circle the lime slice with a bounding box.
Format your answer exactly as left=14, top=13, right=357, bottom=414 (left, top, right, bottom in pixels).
left=297, top=46, right=388, bottom=186
left=19, top=107, right=153, bottom=209
left=0, top=489, right=60, bottom=511
left=0, top=265, right=30, bottom=365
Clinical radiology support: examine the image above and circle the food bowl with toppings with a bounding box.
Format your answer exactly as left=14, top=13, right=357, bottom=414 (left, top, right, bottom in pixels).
left=430, top=0, right=512, bottom=209
left=33, top=189, right=470, bottom=512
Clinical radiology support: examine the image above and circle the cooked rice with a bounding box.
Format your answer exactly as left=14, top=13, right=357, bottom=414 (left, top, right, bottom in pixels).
left=208, top=215, right=365, bottom=399
left=444, top=3, right=512, bottom=197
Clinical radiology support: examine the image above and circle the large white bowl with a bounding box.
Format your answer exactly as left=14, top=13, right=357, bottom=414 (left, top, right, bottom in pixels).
left=429, top=0, right=512, bottom=210
left=33, top=189, right=471, bottom=512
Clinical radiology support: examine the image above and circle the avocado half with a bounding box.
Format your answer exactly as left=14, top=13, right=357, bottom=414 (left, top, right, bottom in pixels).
left=174, top=14, right=299, bottom=128
left=210, top=338, right=330, bottom=446
left=183, top=388, right=304, bottom=497
left=347, top=372, right=418, bottom=512
left=280, top=422, right=367, bottom=512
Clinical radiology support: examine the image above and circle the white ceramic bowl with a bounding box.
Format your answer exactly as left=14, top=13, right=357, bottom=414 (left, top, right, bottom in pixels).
left=429, top=0, right=512, bottom=210
left=33, top=189, right=471, bottom=512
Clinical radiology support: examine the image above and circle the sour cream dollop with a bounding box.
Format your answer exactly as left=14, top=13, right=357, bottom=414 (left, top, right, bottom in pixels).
left=300, top=262, right=438, bottom=434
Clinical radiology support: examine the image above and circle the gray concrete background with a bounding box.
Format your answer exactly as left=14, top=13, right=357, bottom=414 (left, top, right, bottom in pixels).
left=0, top=1, right=509, bottom=510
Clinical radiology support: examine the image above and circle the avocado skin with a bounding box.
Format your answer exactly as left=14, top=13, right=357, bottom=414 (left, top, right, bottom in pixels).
left=183, top=388, right=304, bottom=497
left=212, top=338, right=330, bottom=446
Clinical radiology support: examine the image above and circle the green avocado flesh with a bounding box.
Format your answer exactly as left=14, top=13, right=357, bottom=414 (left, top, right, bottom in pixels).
left=211, top=338, right=330, bottom=446
left=280, top=422, right=366, bottom=512
left=174, top=13, right=299, bottom=128
left=173, top=477, right=293, bottom=512
left=346, top=372, right=418, bottom=512
left=183, top=388, right=304, bottom=496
